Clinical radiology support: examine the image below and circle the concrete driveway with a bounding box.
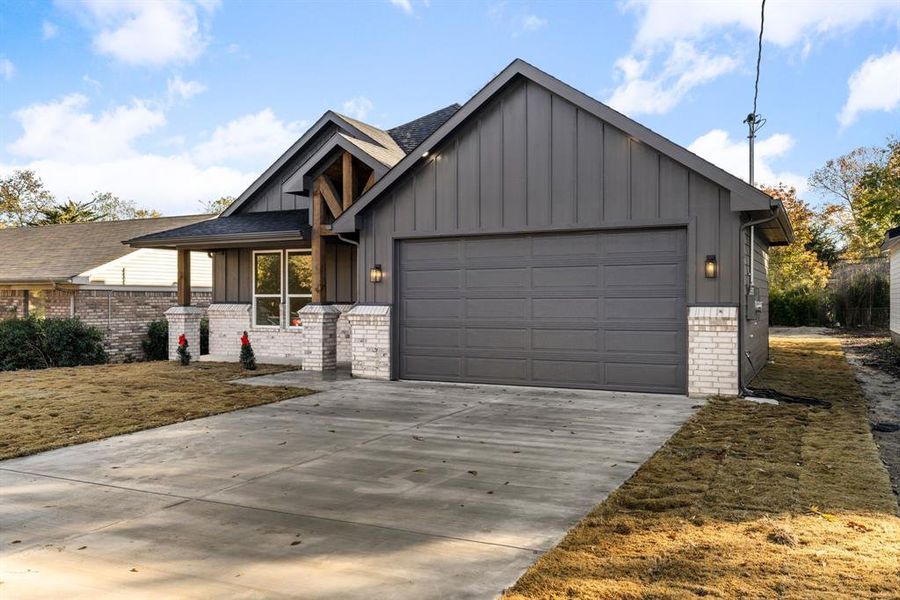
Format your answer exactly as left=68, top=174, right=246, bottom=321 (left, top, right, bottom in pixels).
left=1, top=373, right=700, bottom=599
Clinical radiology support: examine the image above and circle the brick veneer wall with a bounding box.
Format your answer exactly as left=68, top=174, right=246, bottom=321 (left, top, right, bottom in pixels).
left=206, top=303, right=304, bottom=362
left=77, top=289, right=211, bottom=362
left=0, top=290, right=26, bottom=319
left=333, top=304, right=353, bottom=364
left=0, top=288, right=210, bottom=362
left=346, top=305, right=391, bottom=380
left=688, top=306, right=739, bottom=397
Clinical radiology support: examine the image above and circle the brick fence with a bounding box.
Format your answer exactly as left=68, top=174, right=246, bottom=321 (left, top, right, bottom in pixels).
left=0, top=288, right=211, bottom=362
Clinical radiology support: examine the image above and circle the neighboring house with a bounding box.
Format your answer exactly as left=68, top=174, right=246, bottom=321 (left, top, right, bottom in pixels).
left=129, top=59, right=793, bottom=397
left=0, top=216, right=214, bottom=361
left=883, top=225, right=900, bottom=346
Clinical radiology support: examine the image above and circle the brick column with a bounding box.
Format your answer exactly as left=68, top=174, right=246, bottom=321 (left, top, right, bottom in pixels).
left=688, top=306, right=738, bottom=397
left=298, top=304, right=340, bottom=371
left=346, top=305, right=391, bottom=380
left=164, top=306, right=204, bottom=361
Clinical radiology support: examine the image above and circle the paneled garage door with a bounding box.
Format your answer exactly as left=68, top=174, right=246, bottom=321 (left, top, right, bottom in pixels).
left=397, top=229, right=687, bottom=393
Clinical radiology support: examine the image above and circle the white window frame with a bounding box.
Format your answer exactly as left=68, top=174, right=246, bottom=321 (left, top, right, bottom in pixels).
left=285, top=249, right=312, bottom=330
left=252, top=250, right=283, bottom=329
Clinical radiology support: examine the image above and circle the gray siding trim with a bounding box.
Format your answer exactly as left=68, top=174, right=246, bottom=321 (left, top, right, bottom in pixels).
left=222, top=112, right=388, bottom=217
left=355, top=79, right=744, bottom=308
left=334, top=59, right=782, bottom=234
left=742, top=228, right=770, bottom=385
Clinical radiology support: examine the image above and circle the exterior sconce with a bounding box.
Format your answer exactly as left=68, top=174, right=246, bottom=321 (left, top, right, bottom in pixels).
left=705, top=255, right=718, bottom=279
left=369, top=264, right=383, bottom=283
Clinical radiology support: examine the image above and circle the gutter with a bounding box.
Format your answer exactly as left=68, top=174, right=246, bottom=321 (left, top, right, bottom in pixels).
left=738, top=208, right=779, bottom=396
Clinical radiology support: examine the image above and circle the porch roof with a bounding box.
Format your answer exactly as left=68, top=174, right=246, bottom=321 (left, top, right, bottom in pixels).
left=126, top=209, right=310, bottom=250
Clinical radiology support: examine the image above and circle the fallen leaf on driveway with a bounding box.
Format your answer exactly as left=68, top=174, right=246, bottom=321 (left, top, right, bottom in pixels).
left=130, top=568, right=138, bottom=573
left=467, top=470, right=478, bottom=476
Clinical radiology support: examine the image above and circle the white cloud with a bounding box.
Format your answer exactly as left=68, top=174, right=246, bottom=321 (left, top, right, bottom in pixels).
left=42, top=21, right=59, bottom=40
left=0, top=58, right=15, bottom=80
left=77, top=0, right=217, bottom=66
left=623, top=0, right=900, bottom=50
left=838, top=49, right=900, bottom=127
left=389, top=0, right=413, bottom=15
left=688, top=128, right=805, bottom=191
left=192, top=109, right=306, bottom=165
left=7, top=94, right=166, bottom=162
left=519, top=14, right=547, bottom=33
left=166, top=76, right=206, bottom=104
left=608, top=42, right=738, bottom=116
left=0, top=157, right=253, bottom=215
left=341, top=96, right=374, bottom=121
left=610, top=0, right=900, bottom=116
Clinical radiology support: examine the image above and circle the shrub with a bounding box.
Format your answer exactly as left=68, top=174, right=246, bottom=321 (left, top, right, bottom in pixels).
left=176, top=333, right=191, bottom=366
left=240, top=331, right=256, bottom=370
left=769, top=288, right=827, bottom=327
left=0, top=317, right=107, bottom=371
left=142, top=319, right=169, bottom=361
left=0, top=317, right=46, bottom=370
left=200, top=317, right=209, bottom=355
left=42, top=318, right=108, bottom=367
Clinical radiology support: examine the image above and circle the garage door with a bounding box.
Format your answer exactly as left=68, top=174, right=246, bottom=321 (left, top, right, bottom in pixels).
left=397, top=229, right=687, bottom=393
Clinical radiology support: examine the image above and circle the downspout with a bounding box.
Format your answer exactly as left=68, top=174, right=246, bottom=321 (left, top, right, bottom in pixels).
left=738, top=208, right=778, bottom=396
left=336, top=233, right=360, bottom=305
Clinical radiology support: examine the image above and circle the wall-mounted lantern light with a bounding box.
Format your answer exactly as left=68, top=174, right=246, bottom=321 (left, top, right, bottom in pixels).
left=369, top=264, right=383, bottom=284
left=705, top=255, right=718, bottom=279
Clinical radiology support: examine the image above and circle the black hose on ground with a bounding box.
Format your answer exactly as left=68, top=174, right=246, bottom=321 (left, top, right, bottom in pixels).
left=744, top=387, right=832, bottom=409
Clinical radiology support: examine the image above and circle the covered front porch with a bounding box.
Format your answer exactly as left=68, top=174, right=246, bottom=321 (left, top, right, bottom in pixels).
left=126, top=150, right=390, bottom=378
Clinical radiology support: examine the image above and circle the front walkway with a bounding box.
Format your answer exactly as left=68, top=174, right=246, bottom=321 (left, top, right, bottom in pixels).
left=1, top=375, right=699, bottom=599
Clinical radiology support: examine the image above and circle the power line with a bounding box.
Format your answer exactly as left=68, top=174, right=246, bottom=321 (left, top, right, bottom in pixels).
left=744, top=0, right=767, bottom=186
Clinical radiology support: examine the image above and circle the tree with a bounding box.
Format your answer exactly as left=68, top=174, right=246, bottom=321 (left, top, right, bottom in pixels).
left=809, top=138, right=900, bottom=258
left=91, top=191, right=161, bottom=220
left=0, top=170, right=55, bottom=228
left=200, top=196, right=234, bottom=214
left=31, top=199, right=105, bottom=225
left=764, top=184, right=831, bottom=293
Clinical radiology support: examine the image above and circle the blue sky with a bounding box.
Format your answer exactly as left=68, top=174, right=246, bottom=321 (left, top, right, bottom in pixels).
left=0, top=0, right=898, bottom=215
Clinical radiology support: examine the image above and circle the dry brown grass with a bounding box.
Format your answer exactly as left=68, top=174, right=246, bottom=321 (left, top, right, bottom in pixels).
left=505, top=337, right=900, bottom=599
left=0, top=361, right=312, bottom=460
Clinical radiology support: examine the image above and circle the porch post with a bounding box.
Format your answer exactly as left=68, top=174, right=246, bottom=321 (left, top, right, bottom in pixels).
left=298, top=304, right=340, bottom=371
left=176, top=249, right=191, bottom=306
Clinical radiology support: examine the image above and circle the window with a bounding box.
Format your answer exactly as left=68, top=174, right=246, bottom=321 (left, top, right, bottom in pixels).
left=26, top=290, right=47, bottom=319
left=252, top=249, right=313, bottom=329
left=253, top=251, right=282, bottom=327
left=286, top=250, right=312, bottom=327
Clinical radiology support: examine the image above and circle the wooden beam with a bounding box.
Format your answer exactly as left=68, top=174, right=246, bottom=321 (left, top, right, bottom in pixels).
left=362, top=170, right=377, bottom=193
left=342, top=151, right=355, bottom=211
left=311, top=186, right=325, bottom=303
left=318, top=175, right=343, bottom=219
left=176, top=249, right=191, bottom=306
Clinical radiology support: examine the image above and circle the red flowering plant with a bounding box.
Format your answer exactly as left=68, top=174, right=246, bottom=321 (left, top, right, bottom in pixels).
left=176, top=333, right=191, bottom=365
left=239, top=330, right=256, bottom=370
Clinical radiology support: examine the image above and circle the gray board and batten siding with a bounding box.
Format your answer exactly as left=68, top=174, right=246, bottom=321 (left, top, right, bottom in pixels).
left=211, top=240, right=356, bottom=305
left=355, top=78, right=744, bottom=311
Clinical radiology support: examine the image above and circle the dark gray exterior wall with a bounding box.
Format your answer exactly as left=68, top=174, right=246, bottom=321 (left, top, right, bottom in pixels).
left=742, top=228, right=770, bottom=384
left=355, top=79, right=743, bottom=309
left=211, top=241, right=356, bottom=304
left=237, top=124, right=337, bottom=214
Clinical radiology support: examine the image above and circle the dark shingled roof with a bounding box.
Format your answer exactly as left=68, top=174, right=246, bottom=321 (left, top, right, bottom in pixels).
left=0, top=215, right=212, bottom=283
left=127, top=209, right=310, bottom=247
left=388, top=104, right=462, bottom=153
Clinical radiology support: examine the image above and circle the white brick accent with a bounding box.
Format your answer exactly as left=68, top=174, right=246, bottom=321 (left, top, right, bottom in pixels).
left=346, top=304, right=391, bottom=380
left=206, top=303, right=303, bottom=363
left=164, top=306, right=204, bottom=361
left=333, top=304, right=354, bottom=364
left=298, top=304, right=340, bottom=371
left=688, top=306, right=738, bottom=397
